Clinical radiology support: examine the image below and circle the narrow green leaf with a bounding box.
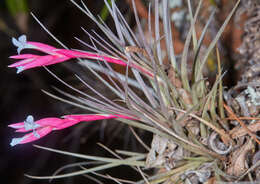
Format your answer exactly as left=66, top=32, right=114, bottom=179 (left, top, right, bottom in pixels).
left=196, top=0, right=241, bottom=82
left=181, top=0, right=203, bottom=92
left=26, top=155, right=145, bottom=179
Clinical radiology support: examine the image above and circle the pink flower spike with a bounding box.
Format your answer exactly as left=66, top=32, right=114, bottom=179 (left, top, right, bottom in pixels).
left=9, top=115, right=71, bottom=146
left=10, top=35, right=153, bottom=77
left=9, top=113, right=135, bottom=146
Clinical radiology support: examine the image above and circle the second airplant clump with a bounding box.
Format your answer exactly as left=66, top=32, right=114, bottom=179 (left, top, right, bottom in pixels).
left=8, top=0, right=260, bottom=183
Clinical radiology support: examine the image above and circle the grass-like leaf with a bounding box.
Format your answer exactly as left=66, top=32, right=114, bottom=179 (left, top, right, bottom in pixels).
left=196, top=0, right=241, bottom=83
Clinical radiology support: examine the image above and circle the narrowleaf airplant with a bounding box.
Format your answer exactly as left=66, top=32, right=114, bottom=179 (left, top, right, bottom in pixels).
left=8, top=0, right=260, bottom=183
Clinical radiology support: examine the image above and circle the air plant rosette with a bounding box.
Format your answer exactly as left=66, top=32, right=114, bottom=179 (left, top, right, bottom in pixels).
left=7, top=0, right=260, bottom=183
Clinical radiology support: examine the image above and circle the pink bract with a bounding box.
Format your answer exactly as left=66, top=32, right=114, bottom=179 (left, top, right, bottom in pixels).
left=9, top=35, right=127, bottom=73
left=9, top=114, right=134, bottom=146
left=9, top=35, right=153, bottom=76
